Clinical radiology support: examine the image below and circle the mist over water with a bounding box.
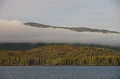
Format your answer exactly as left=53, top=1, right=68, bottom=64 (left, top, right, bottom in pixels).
left=0, top=19, right=120, bottom=46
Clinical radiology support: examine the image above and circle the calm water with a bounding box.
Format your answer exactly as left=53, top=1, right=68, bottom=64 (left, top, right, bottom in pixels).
left=0, top=66, right=120, bottom=79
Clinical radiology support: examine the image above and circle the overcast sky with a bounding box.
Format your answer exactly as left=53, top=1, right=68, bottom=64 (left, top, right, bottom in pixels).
left=0, top=0, right=120, bottom=45
left=0, top=0, right=120, bottom=31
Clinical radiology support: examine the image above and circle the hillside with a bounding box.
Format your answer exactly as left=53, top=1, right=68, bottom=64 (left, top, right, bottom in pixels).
left=0, top=43, right=120, bottom=51
left=0, top=45, right=120, bottom=66
left=25, top=22, right=120, bottom=34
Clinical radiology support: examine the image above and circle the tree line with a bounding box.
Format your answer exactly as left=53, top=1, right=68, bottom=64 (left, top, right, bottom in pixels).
left=0, top=45, right=120, bottom=66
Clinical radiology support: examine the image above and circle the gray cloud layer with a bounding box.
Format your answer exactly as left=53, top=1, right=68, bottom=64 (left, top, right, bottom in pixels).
left=1, top=0, right=120, bottom=31
left=0, top=19, right=120, bottom=46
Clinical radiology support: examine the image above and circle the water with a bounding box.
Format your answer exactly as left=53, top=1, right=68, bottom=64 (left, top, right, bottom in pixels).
left=0, top=66, right=120, bottom=79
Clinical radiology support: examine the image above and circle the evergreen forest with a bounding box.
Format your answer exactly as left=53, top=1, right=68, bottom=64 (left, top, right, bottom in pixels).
left=0, top=45, right=120, bottom=66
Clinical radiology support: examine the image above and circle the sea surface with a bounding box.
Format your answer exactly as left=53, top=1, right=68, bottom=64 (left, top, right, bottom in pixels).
left=0, top=66, right=120, bottom=79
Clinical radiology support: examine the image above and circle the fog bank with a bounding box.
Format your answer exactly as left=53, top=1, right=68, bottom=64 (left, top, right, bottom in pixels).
left=0, top=19, right=120, bottom=46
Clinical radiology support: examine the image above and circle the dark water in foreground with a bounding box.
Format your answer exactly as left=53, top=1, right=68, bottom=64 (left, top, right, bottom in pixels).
left=0, top=66, right=120, bottom=79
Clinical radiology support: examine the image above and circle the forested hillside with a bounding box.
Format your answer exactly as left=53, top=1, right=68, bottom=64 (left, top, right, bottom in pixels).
left=0, top=43, right=120, bottom=51
left=0, top=45, right=120, bottom=66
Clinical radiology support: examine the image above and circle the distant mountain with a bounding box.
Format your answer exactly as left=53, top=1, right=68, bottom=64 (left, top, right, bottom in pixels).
left=25, top=22, right=120, bottom=34
left=0, top=43, right=120, bottom=51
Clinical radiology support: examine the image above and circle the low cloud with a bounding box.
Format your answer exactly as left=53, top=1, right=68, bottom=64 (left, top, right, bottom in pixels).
left=0, top=19, right=120, bottom=46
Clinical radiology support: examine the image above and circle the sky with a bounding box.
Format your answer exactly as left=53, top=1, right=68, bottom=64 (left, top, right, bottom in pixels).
left=0, top=0, right=120, bottom=46
left=0, top=0, right=120, bottom=31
